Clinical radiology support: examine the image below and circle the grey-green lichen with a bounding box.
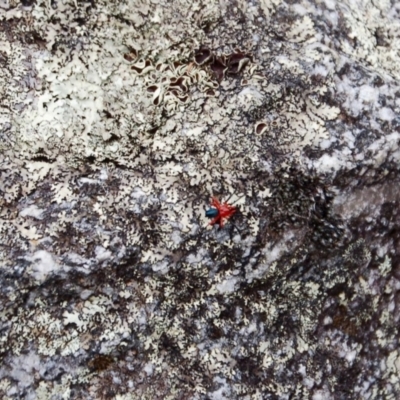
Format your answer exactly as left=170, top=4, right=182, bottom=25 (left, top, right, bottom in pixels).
left=1, top=0, right=400, bottom=399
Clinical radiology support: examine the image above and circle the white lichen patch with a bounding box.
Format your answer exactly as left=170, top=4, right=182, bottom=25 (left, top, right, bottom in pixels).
left=27, top=250, right=60, bottom=281
left=0, top=0, right=400, bottom=399
left=338, top=0, right=400, bottom=81
left=378, top=255, right=391, bottom=276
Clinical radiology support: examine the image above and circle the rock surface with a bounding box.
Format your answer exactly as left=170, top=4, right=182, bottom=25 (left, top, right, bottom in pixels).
left=1, top=0, right=400, bottom=398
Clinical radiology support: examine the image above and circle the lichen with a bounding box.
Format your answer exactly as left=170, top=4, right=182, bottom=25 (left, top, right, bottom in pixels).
left=1, top=0, right=400, bottom=398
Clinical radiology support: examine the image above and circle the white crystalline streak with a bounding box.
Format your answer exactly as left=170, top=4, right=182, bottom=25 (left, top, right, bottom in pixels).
left=30, top=250, right=60, bottom=281
left=95, top=245, right=112, bottom=262
left=9, top=352, right=40, bottom=388
left=216, top=277, right=238, bottom=294
left=313, top=152, right=345, bottom=173
left=19, top=205, right=44, bottom=219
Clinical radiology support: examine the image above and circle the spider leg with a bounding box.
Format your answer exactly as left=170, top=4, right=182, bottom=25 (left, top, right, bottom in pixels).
left=211, top=197, right=221, bottom=208
left=225, top=193, right=246, bottom=208
left=231, top=222, right=241, bottom=234
left=209, top=215, right=221, bottom=226
left=223, top=192, right=235, bottom=205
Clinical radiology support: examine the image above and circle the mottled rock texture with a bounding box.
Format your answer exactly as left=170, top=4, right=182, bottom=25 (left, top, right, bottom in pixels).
left=1, top=0, right=400, bottom=398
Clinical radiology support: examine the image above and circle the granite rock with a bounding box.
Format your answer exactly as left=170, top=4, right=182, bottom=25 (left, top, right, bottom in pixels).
left=1, top=0, right=400, bottom=398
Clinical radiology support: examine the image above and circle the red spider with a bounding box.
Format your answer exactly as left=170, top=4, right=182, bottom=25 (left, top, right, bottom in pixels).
left=205, top=197, right=237, bottom=227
